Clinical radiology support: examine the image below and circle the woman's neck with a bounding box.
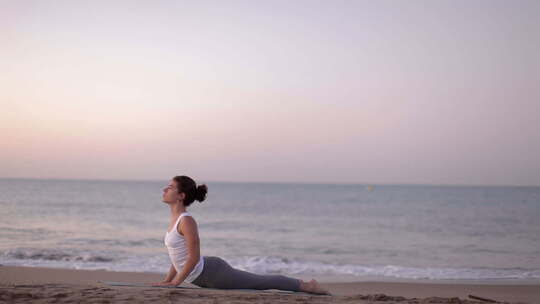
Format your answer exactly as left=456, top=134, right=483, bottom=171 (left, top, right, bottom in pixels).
left=169, top=203, right=187, bottom=217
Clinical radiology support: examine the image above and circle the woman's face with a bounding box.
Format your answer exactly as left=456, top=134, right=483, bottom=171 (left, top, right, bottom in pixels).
left=162, top=180, right=184, bottom=204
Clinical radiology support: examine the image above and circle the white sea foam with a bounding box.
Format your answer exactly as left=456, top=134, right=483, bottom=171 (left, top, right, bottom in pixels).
left=227, top=255, right=540, bottom=280
left=4, top=248, right=538, bottom=281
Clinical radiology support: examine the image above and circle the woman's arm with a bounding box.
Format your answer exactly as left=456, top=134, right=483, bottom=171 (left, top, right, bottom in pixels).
left=149, top=263, right=178, bottom=286
left=163, top=263, right=177, bottom=282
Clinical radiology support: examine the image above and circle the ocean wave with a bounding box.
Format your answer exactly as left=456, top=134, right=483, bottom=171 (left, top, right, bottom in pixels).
left=58, top=238, right=162, bottom=248
left=1, top=248, right=115, bottom=263
left=2, top=249, right=540, bottom=281
left=226, top=255, right=540, bottom=280
left=0, top=226, right=59, bottom=239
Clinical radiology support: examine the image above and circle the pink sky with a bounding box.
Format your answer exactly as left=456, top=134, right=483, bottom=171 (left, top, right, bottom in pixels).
left=1, top=0, right=539, bottom=186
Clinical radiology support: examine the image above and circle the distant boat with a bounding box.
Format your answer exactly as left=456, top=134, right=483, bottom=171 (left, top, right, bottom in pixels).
left=366, top=185, right=374, bottom=191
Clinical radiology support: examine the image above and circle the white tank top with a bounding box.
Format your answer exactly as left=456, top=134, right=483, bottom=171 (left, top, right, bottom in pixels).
left=164, top=212, right=204, bottom=283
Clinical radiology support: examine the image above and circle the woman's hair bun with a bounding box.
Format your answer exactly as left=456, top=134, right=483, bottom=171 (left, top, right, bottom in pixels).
left=195, top=184, right=208, bottom=203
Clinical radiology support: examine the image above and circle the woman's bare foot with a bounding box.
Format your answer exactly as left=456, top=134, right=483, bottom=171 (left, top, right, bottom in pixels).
left=299, top=279, right=332, bottom=295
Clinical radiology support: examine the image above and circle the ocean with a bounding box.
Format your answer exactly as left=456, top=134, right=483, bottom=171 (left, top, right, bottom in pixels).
left=1, top=178, right=539, bottom=282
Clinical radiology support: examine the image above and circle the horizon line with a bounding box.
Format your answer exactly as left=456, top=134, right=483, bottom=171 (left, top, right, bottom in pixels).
left=0, top=176, right=538, bottom=188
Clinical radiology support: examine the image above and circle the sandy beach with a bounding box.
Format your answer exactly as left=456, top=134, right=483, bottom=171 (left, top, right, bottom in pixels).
left=0, top=265, right=537, bottom=303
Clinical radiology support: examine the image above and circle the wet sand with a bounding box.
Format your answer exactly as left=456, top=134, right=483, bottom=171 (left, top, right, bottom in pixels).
left=1, top=265, right=537, bottom=303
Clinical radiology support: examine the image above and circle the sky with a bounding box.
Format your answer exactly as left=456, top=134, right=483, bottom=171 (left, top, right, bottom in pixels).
left=1, top=0, right=539, bottom=186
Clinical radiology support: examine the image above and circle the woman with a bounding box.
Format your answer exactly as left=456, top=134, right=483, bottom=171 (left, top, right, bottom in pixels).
left=150, top=175, right=331, bottom=295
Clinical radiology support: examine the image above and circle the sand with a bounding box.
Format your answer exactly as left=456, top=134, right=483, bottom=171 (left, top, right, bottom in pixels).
left=0, top=265, right=538, bottom=303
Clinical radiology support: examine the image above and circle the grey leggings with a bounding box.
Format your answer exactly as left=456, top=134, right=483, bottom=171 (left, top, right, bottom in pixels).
left=191, top=256, right=301, bottom=292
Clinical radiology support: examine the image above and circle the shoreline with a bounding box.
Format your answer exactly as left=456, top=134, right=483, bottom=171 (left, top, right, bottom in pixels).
left=3, top=262, right=539, bottom=285
left=1, top=265, right=538, bottom=303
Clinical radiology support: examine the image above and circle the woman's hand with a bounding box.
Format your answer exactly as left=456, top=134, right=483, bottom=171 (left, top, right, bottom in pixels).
left=149, top=280, right=181, bottom=287
left=149, top=280, right=173, bottom=287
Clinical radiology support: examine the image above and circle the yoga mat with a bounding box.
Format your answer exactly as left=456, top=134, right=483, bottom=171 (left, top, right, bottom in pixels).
left=97, top=281, right=326, bottom=296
